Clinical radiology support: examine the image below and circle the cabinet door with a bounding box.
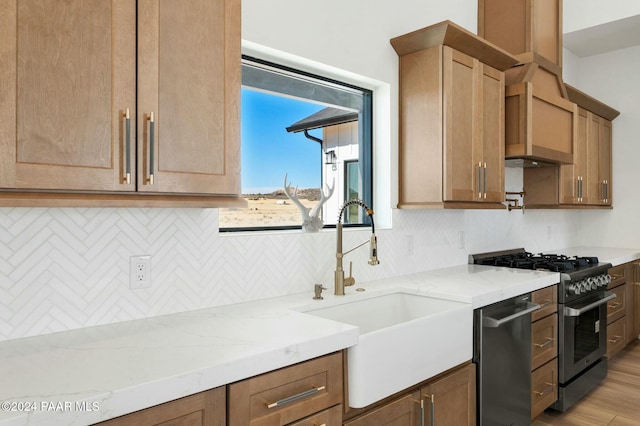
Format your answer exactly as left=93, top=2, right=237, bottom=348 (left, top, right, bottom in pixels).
left=633, top=261, right=640, bottom=340
left=480, top=63, right=505, bottom=203
left=344, top=391, right=422, bottom=426
left=0, top=0, right=136, bottom=191
left=443, top=47, right=477, bottom=202
left=137, top=0, right=240, bottom=195
left=95, top=387, right=225, bottom=426
left=599, top=118, right=612, bottom=205
left=560, top=107, right=589, bottom=204
left=422, top=364, right=476, bottom=426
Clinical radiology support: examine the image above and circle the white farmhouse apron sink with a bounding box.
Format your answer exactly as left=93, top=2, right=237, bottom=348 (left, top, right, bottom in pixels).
left=302, top=290, right=473, bottom=408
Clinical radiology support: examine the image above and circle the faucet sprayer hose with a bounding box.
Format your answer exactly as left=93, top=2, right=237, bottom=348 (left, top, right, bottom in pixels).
left=337, top=199, right=375, bottom=233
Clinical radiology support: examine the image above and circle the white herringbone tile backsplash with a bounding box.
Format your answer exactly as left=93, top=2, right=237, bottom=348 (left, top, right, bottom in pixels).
left=0, top=207, right=579, bottom=341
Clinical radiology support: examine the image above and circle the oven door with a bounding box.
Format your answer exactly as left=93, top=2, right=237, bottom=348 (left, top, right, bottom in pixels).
left=559, top=291, right=616, bottom=383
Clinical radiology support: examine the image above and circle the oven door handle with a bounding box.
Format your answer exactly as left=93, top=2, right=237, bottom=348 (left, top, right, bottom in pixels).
left=483, top=302, right=541, bottom=328
left=564, top=292, right=617, bottom=317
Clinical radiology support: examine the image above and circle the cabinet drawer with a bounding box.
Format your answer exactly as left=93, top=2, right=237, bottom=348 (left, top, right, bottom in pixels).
left=289, top=404, right=342, bottom=426
left=531, top=359, right=557, bottom=420
left=608, top=264, right=627, bottom=289
left=228, top=352, right=342, bottom=425
left=607, top=317, right=626, bottom=359
left=607, top=284, right=626, bottom=324
left=531, top=285, right=557, bottom=322
left=532, top=313, right=558, bottom=370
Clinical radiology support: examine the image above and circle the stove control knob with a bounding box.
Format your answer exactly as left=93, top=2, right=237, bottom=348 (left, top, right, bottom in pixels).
left=567, top=283, right=578, bottom=295
left=572, top=282, right=583, bottom=295
left=586, top=277, right=596, bottom=290
left=580, top=281, right=589, bottom=292
left=604, top=274, right=612, bottom=287
left=598, top=275, right=607, bottom=287
left=593, top=276, right=602, bottom=287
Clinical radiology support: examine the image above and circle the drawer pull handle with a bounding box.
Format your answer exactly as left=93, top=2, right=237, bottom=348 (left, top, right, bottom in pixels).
left=313, top=424, right=326, bottom=426
left=608, top=302, right=622, bottom=309
left=539, top=299, right=554, bottom=309
left=266, top=385, right=325, bottom=409
left=123, top=108, right=131, bottom=184
left=610, top=274, right=623, bottom=281
left=534, top=383, right=555, bottom=397
left=608, top=335, right=623, bottom=344
left=534, top=337, right=555, bottom=348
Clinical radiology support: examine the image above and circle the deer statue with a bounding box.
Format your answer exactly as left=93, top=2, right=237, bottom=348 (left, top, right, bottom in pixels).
left=283, top=173, right=335, bottom=232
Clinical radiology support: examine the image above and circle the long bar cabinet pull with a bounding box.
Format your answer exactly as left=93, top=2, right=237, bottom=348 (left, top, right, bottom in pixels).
left=534, top=337, right=555, bottom=348
left=147, top=112, right=155, bottom=185
left=534, top=382, right=555, bottom=397
left=422, top=394, right=434, bottom=426
left=483, top=162, right=487, bottom=199
left=477, top=162, right=482, bottom=199
left=265, top=385, right=325, bottom=409
left=608, top=335, right=623, bottom=344
left=608, top=301, right=622, bottom=309
left=577, top=176, right=583, bottom=202
left=415, top=398, right=425, bottom=426
left=124, top=108, right=131, bottom=184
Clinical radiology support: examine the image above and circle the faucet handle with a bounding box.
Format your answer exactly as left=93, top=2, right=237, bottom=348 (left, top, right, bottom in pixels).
left=313, top=284, right=327, bottom=300
left=344, top=262, right=356, bottom=287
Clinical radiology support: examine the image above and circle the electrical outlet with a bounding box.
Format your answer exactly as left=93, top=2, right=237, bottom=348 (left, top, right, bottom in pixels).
left=130, top=255, right=151, bottom=289
left=405, top=234, right=414, bottom=256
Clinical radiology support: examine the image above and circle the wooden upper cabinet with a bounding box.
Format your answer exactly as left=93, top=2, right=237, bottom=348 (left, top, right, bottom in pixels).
left=137, top=0, right=240, bottom=195
left=391, top=21, right=516, bottom=209
left=1, top=0, right=136, bottom=192
left=478, top=0, right=563, bottom=70
left=0, top=0, right=242, bottom=206
left=444, top=49, right=505, bottom=204
left=560, top=86, right=617, bottom=207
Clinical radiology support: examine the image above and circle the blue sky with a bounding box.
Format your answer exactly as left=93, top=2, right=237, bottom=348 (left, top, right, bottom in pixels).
left=241, top=89, right=324, bottom=193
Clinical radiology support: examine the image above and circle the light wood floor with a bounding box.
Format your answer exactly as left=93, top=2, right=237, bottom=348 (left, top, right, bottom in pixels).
left=533, top=339, right=640, bottom=426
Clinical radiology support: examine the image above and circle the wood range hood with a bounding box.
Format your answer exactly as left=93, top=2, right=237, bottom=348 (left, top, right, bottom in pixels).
left=478, top=0, right=577, bottom=166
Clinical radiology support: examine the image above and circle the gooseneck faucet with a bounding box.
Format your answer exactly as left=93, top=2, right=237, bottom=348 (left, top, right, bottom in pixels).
left=335, top=199, right=379, bottom=295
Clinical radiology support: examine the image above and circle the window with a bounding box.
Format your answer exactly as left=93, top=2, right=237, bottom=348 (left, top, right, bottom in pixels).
left=219, top=57, right=373, bottom=231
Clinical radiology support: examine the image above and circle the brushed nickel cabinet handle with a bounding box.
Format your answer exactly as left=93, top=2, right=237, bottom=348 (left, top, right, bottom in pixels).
left=608, top=301, right=622, bottom=309
left=265, top=385, right=325, bottom=409
left=123, top=108, right=131, bottom=184
left=534, top=383, right=555, bottom=397
left=147, top=112, right=155, bottom=185
left=534, top=337, right=555, bottom=348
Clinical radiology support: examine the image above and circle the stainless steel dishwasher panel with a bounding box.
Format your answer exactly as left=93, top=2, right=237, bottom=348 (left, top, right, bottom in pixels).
left=474, top=294, right=540, bottom=426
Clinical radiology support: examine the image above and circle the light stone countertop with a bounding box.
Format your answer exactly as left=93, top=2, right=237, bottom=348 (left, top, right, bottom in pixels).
left=1, top=246, right=638, bottom=425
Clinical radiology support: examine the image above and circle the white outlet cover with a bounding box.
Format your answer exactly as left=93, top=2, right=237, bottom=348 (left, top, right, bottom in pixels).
left=129, top=255, right=151, bottom=289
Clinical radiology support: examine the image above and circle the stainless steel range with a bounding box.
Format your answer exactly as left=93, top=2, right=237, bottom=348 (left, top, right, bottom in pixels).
left=470, top=248, right=615, bottom=420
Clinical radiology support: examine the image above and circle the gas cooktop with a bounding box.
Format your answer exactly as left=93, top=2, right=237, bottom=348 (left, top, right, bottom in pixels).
left=470, top=249, right=600, bottom=272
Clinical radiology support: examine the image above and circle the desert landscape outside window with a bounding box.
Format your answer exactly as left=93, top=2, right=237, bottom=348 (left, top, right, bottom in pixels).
left=219, top=57, right=373, bottom=231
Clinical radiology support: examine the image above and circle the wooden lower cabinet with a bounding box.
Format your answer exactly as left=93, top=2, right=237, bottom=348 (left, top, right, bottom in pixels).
left=94, top=387, right=225, bottom=426
left=607, top=264, right=630, bottom=358
left=345, top=363, right=476, bottom=426
left=422, top=363, right=476, bottom=426
left=531, top=359, right=558, bottom=419
left=228, top=352, right=342, bottom=425
left=530, top=285, right=558, bottom=420
left=633, top=261, right=640, bottom=340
